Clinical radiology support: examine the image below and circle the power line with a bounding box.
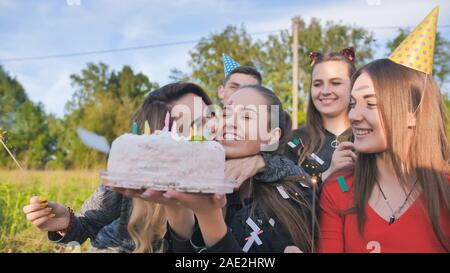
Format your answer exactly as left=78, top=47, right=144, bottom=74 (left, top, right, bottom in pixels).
left=0, top=39, right=201, bottom=62
left=368, top=24, right=450, bottom=30
left=0, top=29, right=281, bottom=62
left=1, top=25, right=449, bottom=63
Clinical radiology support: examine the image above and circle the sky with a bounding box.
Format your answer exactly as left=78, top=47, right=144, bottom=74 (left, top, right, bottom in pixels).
left=1, top=0, right=449, bottom=118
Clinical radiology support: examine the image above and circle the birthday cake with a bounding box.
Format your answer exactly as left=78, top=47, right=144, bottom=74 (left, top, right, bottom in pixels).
left=101, top=131, right=236, bottom=193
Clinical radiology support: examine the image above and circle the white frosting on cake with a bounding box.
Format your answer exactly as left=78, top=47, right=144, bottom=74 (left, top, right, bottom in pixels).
left=105, top=132, right=231, bottom=192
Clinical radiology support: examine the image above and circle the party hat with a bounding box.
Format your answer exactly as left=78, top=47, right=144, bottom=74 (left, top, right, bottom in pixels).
left=223, top=53, right=240, bottom=76
left=388, top=6, right=439, bottom=74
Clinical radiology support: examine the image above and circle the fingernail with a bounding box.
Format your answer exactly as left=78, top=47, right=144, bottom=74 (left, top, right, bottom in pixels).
left=140, top=192, right=152, bottom=198
left=215, top=194, right=224, bottom=200
left=49, top=213, right=56, bottom=218
left=38, top=197, right=47, bottom=203
left=162, top=193, right=172, bottom=199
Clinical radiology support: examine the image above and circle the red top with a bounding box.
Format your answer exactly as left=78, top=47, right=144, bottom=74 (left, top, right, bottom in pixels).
left=318, top=172, right=450, bottom=253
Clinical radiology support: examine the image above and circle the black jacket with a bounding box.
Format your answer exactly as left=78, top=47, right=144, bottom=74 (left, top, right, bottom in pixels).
left=284, top=127, right=353, bottom=180
left=48, top=153, right=306, bottom=253
left=166, top=156, right=315, bottom=253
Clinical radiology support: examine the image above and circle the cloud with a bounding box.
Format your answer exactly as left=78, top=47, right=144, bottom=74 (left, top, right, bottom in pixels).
left=1, top=0, right=449, bottom=117
left=11, top=66, right=74, bottom=116
left=43, top=70, right=73, bottom=115
left=0, top=0, right=15, bottom=8
left=245, top=0, right=450, bottom=57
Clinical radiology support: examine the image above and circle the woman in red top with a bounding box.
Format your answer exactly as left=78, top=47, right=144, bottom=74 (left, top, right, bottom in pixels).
left=318, top=58, right=450, bottom=253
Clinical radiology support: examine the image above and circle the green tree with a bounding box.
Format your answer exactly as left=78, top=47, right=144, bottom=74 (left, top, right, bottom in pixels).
left=178, top=19, right=376, bottom=125
left=386, top=28, right=450, bottom=87
left=58, top=62, right=159, bottom=169
left=45, top=114, right=66, bottom=169
left=0, top=66, right=52, bottom=169
left=187, top=25, right=262, bottom=102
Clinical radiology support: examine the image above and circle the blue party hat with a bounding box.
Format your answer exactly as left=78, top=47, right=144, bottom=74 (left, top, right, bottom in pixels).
left=223, top=53, right=240, bottom=76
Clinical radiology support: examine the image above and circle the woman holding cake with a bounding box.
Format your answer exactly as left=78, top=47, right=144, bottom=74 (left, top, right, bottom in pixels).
left=22, top=83, right=213, bottom=253
left=158, top=85, right=316, bottom=253
left=22, top=82, right=304, bottom=253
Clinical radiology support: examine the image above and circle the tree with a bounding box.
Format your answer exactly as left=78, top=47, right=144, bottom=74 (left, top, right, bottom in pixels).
left=0, top=63, right=159, bottom=169
left=56, top=63, right=159, bottom=169
left=182, top=18, right=376, bottom=125
left=386, top=28, right=450, bottom=88
left=187, top=25, right=262, bottom=102
left=0, top=66, right=52, bottom=169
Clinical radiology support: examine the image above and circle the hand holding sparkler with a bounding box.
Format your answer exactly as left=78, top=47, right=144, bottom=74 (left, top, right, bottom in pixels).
left=0, top=127, right=23, bottom=169
left=311, top=175, right=318, bottom=253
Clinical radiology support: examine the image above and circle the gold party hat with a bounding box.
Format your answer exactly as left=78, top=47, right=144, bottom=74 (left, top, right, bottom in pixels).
left=388, top=6, right=439, bottom=74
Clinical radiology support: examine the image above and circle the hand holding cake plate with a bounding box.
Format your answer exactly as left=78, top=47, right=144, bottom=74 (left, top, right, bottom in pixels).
left=103, top=186, right=182, bottom=208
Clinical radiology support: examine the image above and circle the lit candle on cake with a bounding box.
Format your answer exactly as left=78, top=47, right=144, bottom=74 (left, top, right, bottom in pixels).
left=163, top=112, right=170, bottom=131
left=132, top=121, right=139, bottom=135
left=144, top=121, right=151, bottom=135
left=171, top=120, right=178, bottom=138
left=189, top=123, right=206, bottom=141
left=193, top=123, right=197, bottom=136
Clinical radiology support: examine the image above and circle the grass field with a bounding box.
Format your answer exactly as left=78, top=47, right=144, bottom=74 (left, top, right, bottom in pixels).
left=0, top=171, right=101, bottom=253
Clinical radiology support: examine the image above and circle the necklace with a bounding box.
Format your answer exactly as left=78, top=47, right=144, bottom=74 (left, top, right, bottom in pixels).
left=330, top=138, right=340, bottom=148
left=376, top=179, right=418, bottom=225
left=330, top=130, right=352, bottom=149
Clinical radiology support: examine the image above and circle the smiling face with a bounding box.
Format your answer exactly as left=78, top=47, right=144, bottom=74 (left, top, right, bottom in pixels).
left=349, top=72, right=388, bottom=153
left=218, top=73, right=260, bottom=104
left=311, top=61, right=351, bottom=118
left=218, top=87, right=279, bottom=159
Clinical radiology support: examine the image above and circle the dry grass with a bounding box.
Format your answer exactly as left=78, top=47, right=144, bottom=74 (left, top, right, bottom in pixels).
left=0, top=170, right=101, bottom=252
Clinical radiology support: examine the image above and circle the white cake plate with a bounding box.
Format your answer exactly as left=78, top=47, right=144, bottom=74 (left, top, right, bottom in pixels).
left=99, top=171, right=238, bottom=194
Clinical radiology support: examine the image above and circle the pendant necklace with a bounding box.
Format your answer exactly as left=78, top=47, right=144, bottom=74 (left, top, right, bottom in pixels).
left=376, top=179, right=418, bottom=225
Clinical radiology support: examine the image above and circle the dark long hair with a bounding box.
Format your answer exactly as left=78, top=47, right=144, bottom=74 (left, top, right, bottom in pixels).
left=299, top=52, right=356, bottom=164
left=351, top=59, right=450, bottom=250
left=132, top=82, right=212, bottom=132
left=128, top=82, right=213, bottom=252
left=241, top=85, right=315, bottom=252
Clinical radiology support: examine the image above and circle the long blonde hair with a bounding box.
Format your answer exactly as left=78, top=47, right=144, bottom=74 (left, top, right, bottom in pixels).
left=128, top=199, right=166, bottom=253
left=127, top=100, right=171, bottom=252
left=351, top=59, right=450, bottom=250
left=126, top=83, right=213, bottom=252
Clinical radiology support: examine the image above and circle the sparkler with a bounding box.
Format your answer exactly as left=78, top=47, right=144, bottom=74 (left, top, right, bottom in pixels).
left=311, top=175, right=318, bottom=253
left=0, top=128, right=23, bottom=169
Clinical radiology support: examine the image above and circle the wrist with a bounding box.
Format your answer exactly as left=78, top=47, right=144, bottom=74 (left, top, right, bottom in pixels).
left=165, top=207, right=195, bottom=239
left=194, top=208, right=222, bottom=221
left=195, top=209, right=227, bottom=247
left=321, top=169, right=331, bottom=181
left=256, top=155, right=266, bottom=173
left=57, top=207, right=74, bottom=236
left=165, top=206, right=193, bottom=218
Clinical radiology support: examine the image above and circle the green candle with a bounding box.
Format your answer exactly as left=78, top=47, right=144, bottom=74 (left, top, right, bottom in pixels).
left=132, top=121, right=139, bottom=135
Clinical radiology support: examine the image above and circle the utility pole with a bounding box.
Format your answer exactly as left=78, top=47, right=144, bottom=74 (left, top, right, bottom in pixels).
left=291, top=17, right=300, bottom=129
